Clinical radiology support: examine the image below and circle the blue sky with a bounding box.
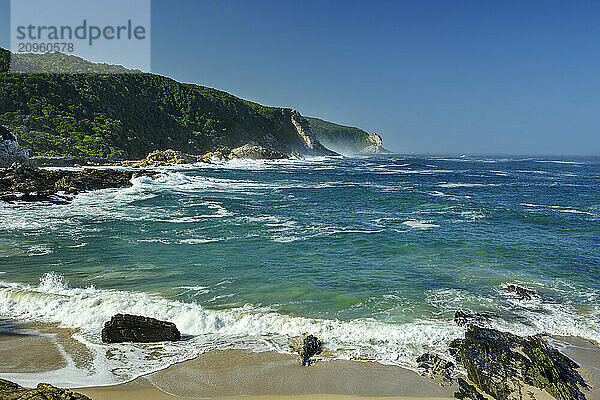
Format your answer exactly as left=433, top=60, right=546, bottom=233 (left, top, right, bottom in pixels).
left=1, top=0, right=599, bottom=155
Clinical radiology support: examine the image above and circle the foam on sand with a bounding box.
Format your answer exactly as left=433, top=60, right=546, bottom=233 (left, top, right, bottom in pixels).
left=0, top=272, right=464, bottom=388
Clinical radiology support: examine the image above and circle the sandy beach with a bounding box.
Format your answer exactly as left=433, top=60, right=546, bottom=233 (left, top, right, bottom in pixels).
left=2, top=319, right=600, bottom=400
left=78, top=350, right=456, bottom=400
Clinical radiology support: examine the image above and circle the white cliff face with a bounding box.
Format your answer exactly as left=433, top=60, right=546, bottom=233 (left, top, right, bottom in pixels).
left=290, top=110, right=318, bottom=150
left=368, top=133, right=383, bottom=147
left=290, top=110, right=337, bottom=155
left=0, top=128, right=31, bottom=167
left=360, top=133, right=389, bottom=154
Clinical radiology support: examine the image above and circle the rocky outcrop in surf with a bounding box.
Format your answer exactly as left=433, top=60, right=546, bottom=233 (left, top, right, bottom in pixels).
left=448, top=325, right=590, bottom=400
left=415, top=309, right=592, bottom=400
left=0, top=163, right=154, bottom=203
left=506, top=284, right=536, bottom=301
left=230, top=144, right=291, bottom=160
left=101, top=314, right=181, bottom=343
left=453, top=310, right=493, bottom=327
left=118, top=146, right=297, bottom=167
left=0, top=379, right=91, bottom=399
left=0, top=126, right=33, bottom=168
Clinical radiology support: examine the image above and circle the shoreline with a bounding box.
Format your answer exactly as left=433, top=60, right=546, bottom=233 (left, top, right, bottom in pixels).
left=2, top=321, right=599, bottom=399
left=78, top=349, right=456, bottom=400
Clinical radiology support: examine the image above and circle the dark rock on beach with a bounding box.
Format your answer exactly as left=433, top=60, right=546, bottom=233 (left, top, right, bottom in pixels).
left=0, top=378, right=91, bottom=399
left=454, top=378, right=487, bottom=400
left=456, top=325, right=589, bottom=400
left=298, top=334, right=323, bottom=366
left=0, top=163, right=154, bottom=203
left=506, top=284, right=536, bottom=301
left=416, top=353, right=454, bottom=382
left=101, top=313, right=181, bottom=343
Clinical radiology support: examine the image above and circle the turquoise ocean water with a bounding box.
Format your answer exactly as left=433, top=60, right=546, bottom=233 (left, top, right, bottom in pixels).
left=1, top=155, right=599, bottom=386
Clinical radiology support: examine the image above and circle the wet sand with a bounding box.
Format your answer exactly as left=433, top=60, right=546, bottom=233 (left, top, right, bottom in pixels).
left=1, top=318, right=599, bottom=400
left=79, top=349, right=456, bottom=399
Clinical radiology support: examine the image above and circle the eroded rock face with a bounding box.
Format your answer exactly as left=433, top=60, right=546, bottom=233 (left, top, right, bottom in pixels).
left=0, top=126, right=33, bottom=168
left=0, top=379, right=91, bottom=399
left=290, top=111, right=337, bottom=156
left=101, top=314, right=181, bottom=343
left=0, top=163, right=153, bottom=203
left=458, top=325, right=588, bottom=400
left=230, top=144, right=288, bottom=160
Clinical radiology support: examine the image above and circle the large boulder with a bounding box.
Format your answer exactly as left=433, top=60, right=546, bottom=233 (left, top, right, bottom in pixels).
left=0, top=379, right=91, bottom=399
left=457, top=325, right=589, bottom=400
left=230, top=144, right=289, bottom=160
left=0, top=126, right=33, bottom=168
left=101, top=314, right=181, bottom=343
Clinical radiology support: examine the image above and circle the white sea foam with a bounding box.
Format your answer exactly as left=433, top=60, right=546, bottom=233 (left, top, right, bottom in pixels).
left=329, top=228, right=385, bottom=234
left=176, top=286, right=209, bottom=291
left=438, top=182, right=500, bottom=188
left=179, top=238, right=225, bottom=245
left=402, top=220, right=440, bottom=230
left=521, top=203, right=598, bottom=218
left=0, top=273, right=464, bottom=388
left=534, top=160, right=583, bottom=165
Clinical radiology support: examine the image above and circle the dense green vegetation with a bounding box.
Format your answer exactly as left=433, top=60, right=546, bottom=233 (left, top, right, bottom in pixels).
left=0, top=49, right=325, bottom=158
left=307, top=117, right=377, bottom=154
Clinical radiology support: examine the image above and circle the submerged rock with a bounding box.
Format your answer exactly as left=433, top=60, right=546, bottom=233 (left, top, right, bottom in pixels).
left=229, top=144, right=288, bottom=160
left=101, top=313, right=181, bottom=343
left=457, top=325, right=589, bottom=400
left=0, top=163, right=153, bottom=203
left=454, top=310, right=492, bottom=327
left=295, top=334, right=323, bottom=366
left=0, top=379, right=91, bottom=399
left=506, top=284, right=536, bottom=301
left=416, top=353, right=454, bottom=382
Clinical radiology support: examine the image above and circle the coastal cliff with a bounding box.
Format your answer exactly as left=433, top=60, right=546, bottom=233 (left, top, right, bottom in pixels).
left=307, top=117, right=390, bottom=154
left=0, top=49, right=338, bottom=159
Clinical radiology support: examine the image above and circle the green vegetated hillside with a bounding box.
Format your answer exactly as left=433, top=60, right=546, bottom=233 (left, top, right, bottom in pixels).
left=307, top=117, right=388, bottom=154
left=0, top=49, right=337, bottom=158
